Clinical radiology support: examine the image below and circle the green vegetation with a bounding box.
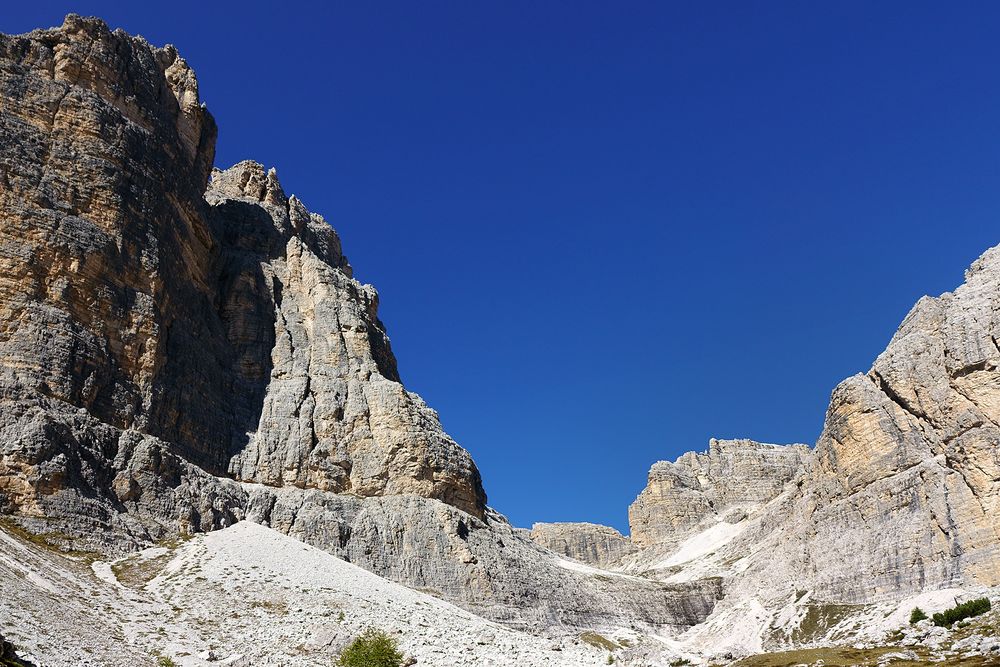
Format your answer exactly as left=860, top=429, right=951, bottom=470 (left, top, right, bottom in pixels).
left=111, top=552, right=173, bottom=589
left=579, top=632, right=618, bottom=651
left=909, top=606, right=928, bottom=624
left=156, top=658, right=177, bottom=667
left=606, top=655, right=615, bottom=665
left=787, top=603, right=862, bottom=644
left=0, top=518, right=100, bottom=561
left=336, top=628, right=403, bottom=667
left=670, top=659, right=692, bottom=666
left=724, top=645, right=997, bottom=667
left=932, top=597, right=991, bottom=627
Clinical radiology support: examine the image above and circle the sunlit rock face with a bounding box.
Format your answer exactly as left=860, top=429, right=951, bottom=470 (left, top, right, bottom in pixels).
left=625, top=249, right=1000, bottom=610
left=0, top=14, right=484, bottom=540
left=529, top=521, right=637, bottom=567
left=0, top=16, right=728, bottom=635
left=628, top=438, right=812, bottom=549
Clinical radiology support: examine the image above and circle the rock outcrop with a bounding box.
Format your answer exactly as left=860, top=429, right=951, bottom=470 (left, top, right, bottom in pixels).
left=0, top=629, right=30, bottom=667
left=0, top=15, right=723, bottom=635
left=529, top=521, right=636, bottom=567
left=620, top=247, right=1000, bottom=652
left=766, top=245, right=1000, bottom=602
left=628, top=438, right=811, bottom=549
left=0, top=15, right=484, bottom=546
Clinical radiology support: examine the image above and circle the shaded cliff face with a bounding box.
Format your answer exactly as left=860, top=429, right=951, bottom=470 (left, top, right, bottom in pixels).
left=0, top=15, right=485, bottom=532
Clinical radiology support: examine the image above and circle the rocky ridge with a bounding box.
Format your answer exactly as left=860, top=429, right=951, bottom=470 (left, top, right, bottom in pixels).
left=0, top=14, right=720, bottom=639
left=529, top=522, right=636, bottom=567
left=627, top=438, right=811, bottom=550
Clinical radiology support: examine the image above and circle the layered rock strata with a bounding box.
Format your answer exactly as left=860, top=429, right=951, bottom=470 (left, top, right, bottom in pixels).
left=0, top=14, right=483, bottom=542
left=629, top=438, right=811, bottom=549
left=0, top=15, right=722, bottom=633
left=627, top=250, right=1000, bottom=615
left=529, top=521, right=636, bottom=567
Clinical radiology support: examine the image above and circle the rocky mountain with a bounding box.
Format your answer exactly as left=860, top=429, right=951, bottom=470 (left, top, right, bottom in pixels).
left=0, top=14, right=721, bottom=650
left=529, top=521, right=636, bottom=567
left=2, top=13, right=1000, bottom=667
left=627, top=438, right=812, bottom=550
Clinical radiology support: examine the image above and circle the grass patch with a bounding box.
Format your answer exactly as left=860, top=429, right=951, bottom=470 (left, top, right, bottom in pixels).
left=580, top=632, right=618, bottom=651
left=788, top=603, right=862, bottom=644
left=0, top=518, right=101, bottom=561
left=111, top=552, right=173, bottom=589
left=250, top=599, right=289, bottom=615
left=724, top=645, right=998, bottom=667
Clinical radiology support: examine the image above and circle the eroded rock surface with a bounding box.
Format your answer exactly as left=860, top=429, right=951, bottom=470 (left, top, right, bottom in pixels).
left=629, top=438, right=811, bottom=549
left=0, top=15, right=484, bottom=544
left=529, top=521, right=636, bottom=567
left=774, top=245, right=1000, bottom=602
left=0, top=15, right=722, bottom=635
left=622, top=247, right=1000, bottom=652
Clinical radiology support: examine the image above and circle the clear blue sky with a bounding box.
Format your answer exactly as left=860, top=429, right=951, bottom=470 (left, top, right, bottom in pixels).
left=7, top=3, right=1000, bottom=533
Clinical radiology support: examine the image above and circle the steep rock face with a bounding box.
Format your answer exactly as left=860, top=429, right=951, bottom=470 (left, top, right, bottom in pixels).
left=0, top=15, right=485, bottom=538
left=628, top=438, right=811, bottom=549
left=0, top=16, right=724, bottom=636
left=207, top=162, right=483, bottom=512
left=529, top=521, right=636, bottom=567
left=630, top=246, right=1000, bottom=638
left=782, top=246, right=1000, bottom=601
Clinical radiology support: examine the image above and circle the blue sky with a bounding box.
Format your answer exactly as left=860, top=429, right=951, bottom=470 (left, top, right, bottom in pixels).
left=7, top=3, right=1000, bottom=533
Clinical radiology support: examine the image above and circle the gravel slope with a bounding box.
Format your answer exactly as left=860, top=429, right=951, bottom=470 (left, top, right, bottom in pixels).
left=0, top=521, right=610, bottom=666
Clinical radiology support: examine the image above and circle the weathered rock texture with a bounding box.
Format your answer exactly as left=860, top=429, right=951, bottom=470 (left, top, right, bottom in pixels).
left=629, top=438, right=811, bottom=549
left=0, top=15, right=483, bottom=544
left=773, top=245, right=1000, bottom=602
left=529, top=521, right=636, bottom=567
left=0, top=15, right=723, bottom=634
left=623, top=247, right=1000, bottom=652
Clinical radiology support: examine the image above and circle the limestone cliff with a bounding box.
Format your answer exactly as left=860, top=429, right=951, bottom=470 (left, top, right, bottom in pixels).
left=529, top=521, right=636, bottom=567
left=0, top=15, right=484, bottom=542
left=629, top=438, right=811, bottom=550
left=0, top=16, right=722, bottom=634
left=619, top=247, right=1000, bottom=655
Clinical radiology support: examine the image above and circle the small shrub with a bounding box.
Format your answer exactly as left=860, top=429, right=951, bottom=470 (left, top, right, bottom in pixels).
left=337, top=628, right=403, bottom=667
left=156, top=658, right=177, bottom=667
left=670, top=660, right=692, bottom=667
left=909, top=607, right=928, bottom=624
left=606, top=655, right=615, bottom=665
left=932, top=597, right=991, bottom=628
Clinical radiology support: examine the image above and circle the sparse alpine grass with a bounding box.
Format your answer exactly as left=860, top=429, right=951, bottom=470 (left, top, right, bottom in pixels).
left=336, top=627, right=404, bottom=667
left=932, top=598, right=991, bottom=628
